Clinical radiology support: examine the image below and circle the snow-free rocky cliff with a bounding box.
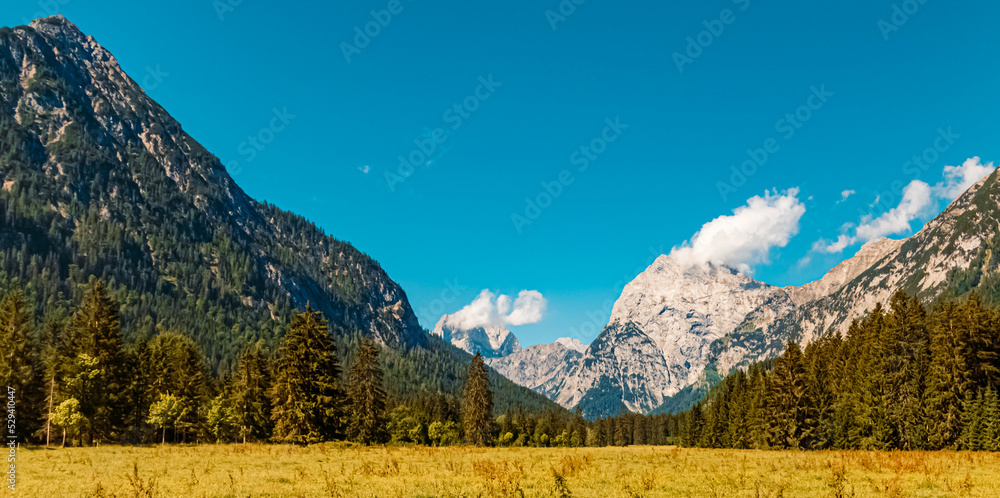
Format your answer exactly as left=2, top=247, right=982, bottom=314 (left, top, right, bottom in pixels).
left=470, top=168, right=999, bottom=419
left=432, top=321, right=522, bottom=358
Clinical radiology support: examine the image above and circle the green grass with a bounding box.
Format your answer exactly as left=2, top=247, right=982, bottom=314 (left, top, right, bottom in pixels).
left=14, top=444, right=1000, bottom=496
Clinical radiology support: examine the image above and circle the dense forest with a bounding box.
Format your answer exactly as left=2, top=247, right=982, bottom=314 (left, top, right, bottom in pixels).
left=677, top=290, right=1000, bottom=451
left=0, top=277, right=574, bottom=447
left=5, top=275, right=1000, bottom=450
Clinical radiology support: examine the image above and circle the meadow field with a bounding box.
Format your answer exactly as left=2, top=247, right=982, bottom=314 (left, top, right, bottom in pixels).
left=12, top=444, right=1000, bottom=497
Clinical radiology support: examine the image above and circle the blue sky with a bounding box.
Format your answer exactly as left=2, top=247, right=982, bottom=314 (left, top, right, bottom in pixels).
left=5, top=0, right=1000, bottom=347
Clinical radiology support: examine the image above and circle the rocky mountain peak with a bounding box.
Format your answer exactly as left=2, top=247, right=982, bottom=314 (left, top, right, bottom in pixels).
left=432, top=320, right=522, bottom=358
left=554, top=337, right=587, bottom=353
left=785, top=237, right=904, bottom=305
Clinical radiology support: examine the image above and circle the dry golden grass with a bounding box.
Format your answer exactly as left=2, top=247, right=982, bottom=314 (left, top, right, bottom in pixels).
left=13, top=444, right=1000, bottom=497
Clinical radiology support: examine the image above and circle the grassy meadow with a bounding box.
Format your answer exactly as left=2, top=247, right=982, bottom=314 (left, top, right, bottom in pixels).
left=12, top=444, right=1000, bottom=497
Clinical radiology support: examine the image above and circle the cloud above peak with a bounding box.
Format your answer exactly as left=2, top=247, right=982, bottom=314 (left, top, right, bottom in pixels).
left=670, top=188, right=806, bottom=273
left=434, top=289, right=547, bottom=331
left=815, top=157, right=995, bottom=253
left=935, top=156, right=995, bottom=199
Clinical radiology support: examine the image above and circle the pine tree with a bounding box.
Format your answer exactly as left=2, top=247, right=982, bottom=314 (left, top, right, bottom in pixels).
left=926, top=301, right=969, bottom=449
left=462, top=352, right=494, bottom=446
left=683, top=403, right=704, bottom=447
left=348, top=337, right=389, bottom=445
left=0, top=289, right=40, bottom=441
left=65, top=280, right=126, bottom=444
left=270, top=305, right=346, bottom=444
left=37, top=311, right=71, bottom=447
left=958, top=389, right=984, bottom=450
left=145, top=332, right=210, bottom=443
left=980, top=386, right=1000, bottom=451
left=230, top=343, right=272, bottom=443
left=885, top=293, right=929, bottom=450
left=960, top=293, right=1000, bottom=389
left=767, top=341, right=815, bottom=449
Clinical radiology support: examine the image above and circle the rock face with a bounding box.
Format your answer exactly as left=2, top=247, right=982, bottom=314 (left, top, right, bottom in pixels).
left=0, top=16, right=426, bottom=350
left=710, top=170, right=1000, bottom=375
left=546, top=256, right=781, bottom=417
left=487, top=339, right=582, bottom=399
left=432, top=321, right=521, bottom=358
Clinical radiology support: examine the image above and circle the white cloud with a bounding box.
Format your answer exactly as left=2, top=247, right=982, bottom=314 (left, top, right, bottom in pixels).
left=434, top=289, right=547, bottom=331
left=670, top=188, right=806, bottom=273
left=358, top=165, right=370, bottom=174
left=856, top=180, right=933, bottom=241
left=934, top=156, right=994, bottom=199
left=838, top=189, right=855, bottom=203
left=814, top=157, right=995, bottom=253
left=504, top=290, right=547, bottom=325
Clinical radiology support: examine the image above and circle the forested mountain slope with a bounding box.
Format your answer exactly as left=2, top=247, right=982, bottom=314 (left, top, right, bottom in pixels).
left=0, top=15, right=563, bottom=415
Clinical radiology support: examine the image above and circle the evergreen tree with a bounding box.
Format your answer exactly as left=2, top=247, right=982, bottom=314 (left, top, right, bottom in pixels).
left=230, top=343, right=273, bottom=443
left=766, top=341, right=815, bottom=449
left=462, top=352, right=494, bottom=446
left=348, top=337, right=389, bottom=445
left=926, top=301, right=969, bottom=449
left=0, top=289, right=40, bottom=441
left=980, top=386, right=1000, bottom=451
left=145, top=332, right=211, bottom=443
left=38, top=315, right=69, bottom=447
left=270, top=305, right=346, bottom=444
left=65, top=280, right=126, bottom=444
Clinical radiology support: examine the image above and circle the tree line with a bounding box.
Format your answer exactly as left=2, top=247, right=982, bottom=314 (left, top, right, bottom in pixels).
left=0, top=278, right=597, bottom=447
left=15, top=280, right=995, bottom=451
left=678, top=290, right=1000, bottom=450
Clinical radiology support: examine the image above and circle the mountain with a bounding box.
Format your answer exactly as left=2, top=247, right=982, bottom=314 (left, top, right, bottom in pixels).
left=543, top=256, right=782, bottom=418
left=495, top=169, right=997, bottom=419
left=707, top=169, right=1000, bottom=377
left=432, top=321, right=521, bottom=358
left=0, top=15, right=567, bottom=415
left=0, top=15, right=424, bottom=357
left=486, top=337, right=582, bottom=399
